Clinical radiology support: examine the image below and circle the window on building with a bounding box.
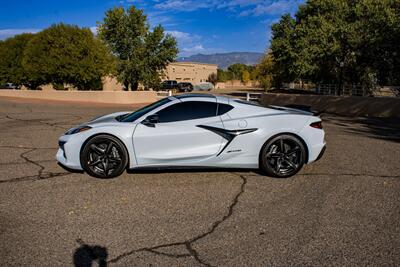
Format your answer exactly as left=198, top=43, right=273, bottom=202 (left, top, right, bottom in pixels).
left=157, top=101, right=218, bottom=123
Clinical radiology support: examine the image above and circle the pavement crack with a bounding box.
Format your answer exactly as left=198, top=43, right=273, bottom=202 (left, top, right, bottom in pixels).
left=0, top=145, right=57, bottom=149
left=6, top=114, right=71, bottom=130
left=0, top=172, right=71, bottom=184
left=107, top=174, right=248, bottom=266
left=20, top=148, right=45, bottom=178
left=0, top=159, right=54, bottom=166
left=185, top=242, right=213, bottom=267
left=189, top=174, right=247, bottom=243
left=0, top=147, right=71, bottom=184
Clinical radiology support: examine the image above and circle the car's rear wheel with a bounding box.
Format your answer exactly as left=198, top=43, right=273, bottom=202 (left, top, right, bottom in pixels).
left=260, top=134, right=306, bottom=178
left=80, top=135, right=128, bottom=178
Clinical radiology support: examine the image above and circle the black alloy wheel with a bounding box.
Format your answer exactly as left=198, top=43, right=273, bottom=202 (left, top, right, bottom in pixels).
left=81, top=135, right=128, bottom=178
left=260, top=134, right=306, bottom=178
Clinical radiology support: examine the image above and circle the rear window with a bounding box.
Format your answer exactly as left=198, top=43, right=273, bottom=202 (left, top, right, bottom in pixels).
left=217, top=103, right=234, bottom=115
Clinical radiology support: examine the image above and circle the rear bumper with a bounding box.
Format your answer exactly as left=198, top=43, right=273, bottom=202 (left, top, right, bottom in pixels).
left=307, top=142, right=326, bottom=163
left=314, top=145, right=326, bottom=162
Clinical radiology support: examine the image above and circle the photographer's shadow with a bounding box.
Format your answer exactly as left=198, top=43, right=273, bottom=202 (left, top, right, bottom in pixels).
left=73, top=239, right=108, bottom=267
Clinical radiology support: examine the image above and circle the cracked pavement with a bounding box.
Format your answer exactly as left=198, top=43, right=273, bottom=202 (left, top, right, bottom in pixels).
left=0, top=97, right=399, bottom=266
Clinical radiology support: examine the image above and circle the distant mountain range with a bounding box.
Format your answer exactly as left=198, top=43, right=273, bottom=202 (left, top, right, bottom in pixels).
left=177, top=52, right=264, bottom=69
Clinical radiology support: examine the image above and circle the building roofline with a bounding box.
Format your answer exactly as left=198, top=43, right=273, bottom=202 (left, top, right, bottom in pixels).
left=170, top=61, right=218, bottom=67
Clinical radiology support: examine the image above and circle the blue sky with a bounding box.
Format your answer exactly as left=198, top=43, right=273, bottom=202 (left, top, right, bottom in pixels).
left=0, top=0, right=304, bottom=56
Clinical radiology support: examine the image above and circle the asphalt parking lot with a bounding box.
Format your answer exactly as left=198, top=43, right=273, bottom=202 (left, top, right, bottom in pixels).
left=0, top=97, right=399, bottom=266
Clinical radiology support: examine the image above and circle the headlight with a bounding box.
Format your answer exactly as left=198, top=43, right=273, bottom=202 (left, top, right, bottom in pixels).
left=65, top=125, right=92, bottom=135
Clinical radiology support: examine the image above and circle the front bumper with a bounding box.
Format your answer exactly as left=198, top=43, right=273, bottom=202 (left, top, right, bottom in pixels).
left=55, top=134, right=84, bottom=171
left=56, top=147, right=83, bottom=171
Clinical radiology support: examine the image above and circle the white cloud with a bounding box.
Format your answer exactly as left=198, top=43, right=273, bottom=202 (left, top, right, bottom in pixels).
left=166, top=30, right=201, bottom=43
left=165, top=30, right=205, bottom=56
left=165, top=30, right=226, bottom=56
left=241, top=0, right=299, bottom=16
left=90, top=26, right=98, bottom=35
left=155, top=0, right=211, bottom=11
left=154, top=0, right=301, bottom=17
left=146, top=11, right=177, bottom=28
left=180, top=44, right=206, bottom=56
left=0, top=28, right=41, bottom=40
left=180, top=44, right=226, bottom=57
left=182, top=44, right=205, bottom=53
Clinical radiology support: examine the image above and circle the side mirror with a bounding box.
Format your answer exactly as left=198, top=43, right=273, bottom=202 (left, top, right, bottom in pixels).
left=142, top=114, right=159, bottom=127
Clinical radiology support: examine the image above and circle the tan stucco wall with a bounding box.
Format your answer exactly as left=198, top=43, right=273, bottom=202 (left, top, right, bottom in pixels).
left=102, top=76, right=124, bottom=91
left=0, top=90, right=157, bottom=104
left=224, top=80, right=260, bottom=88
left=164, top=62, right=218, bottom=85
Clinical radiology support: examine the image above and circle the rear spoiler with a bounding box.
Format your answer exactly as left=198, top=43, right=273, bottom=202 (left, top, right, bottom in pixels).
left=284, top=104, right=324, bottom=116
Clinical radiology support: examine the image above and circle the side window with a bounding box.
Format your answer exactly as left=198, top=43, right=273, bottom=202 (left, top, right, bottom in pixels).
left=217, top=103, right=234, bottom=115
left=157, top=101, right=217, bottom=123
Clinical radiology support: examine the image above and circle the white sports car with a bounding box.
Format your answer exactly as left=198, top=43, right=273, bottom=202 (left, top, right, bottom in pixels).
left=56, top=94, right=326, bottom=178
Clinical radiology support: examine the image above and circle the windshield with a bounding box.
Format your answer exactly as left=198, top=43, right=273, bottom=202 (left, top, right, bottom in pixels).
left=116, top=97, right=172, bottom=122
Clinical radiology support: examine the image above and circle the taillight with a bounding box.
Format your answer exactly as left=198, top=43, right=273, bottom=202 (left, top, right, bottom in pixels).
left=310, top=121, right=323, bottom=129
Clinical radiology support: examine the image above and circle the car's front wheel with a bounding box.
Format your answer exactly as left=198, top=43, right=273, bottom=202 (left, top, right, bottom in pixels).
left=80, top=135, right=128, bottom=178
left=260, top=134, right=306, bottom=178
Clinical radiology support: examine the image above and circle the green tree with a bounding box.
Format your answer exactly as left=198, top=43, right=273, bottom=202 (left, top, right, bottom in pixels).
left=255, top=52, right=277, bottom=90
left=22, top=24, right=114, bottom=90
left=270, top=0, right=400, bottom=92
left=98, top=6, right=178, bottom=90
left=242, top=70, right=250, bottom=83
left=227, top=63, right=247, bottom=80
left=0, top=34, right=34, bottom=85
left=207, top=72, right=218, bottom=85
left=217, top=69, right=229, bottom=82
left=270, top=14, right=297, bottom=87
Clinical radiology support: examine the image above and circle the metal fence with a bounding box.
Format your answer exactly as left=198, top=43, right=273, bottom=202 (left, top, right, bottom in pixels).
left=245, top=92, right=262, bottom=102
left=316, top=84, right=366, bottom=96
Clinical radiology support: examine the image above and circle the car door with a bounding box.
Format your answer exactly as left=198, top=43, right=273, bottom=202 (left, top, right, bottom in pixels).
left=133, top=99, right=224, bottom=166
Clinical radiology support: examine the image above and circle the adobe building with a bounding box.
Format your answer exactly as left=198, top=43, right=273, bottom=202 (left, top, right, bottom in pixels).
left=163, top=62, right=218, bottom=85
left=103, top=62, right=217, bottom=91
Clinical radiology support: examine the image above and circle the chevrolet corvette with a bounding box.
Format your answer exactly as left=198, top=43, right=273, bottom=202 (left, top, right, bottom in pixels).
left=56, top=94, right=326, bottom=178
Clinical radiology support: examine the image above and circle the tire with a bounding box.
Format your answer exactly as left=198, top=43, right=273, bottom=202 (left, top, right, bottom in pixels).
left=80, top=135, right=129, bottom=178
left=260, top=134, right=306, bottom=178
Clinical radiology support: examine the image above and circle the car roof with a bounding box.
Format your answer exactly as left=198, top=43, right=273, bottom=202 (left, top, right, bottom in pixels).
left=171, top=93, right=235, bottom=104
left=174, top=93, right=216, bottom=99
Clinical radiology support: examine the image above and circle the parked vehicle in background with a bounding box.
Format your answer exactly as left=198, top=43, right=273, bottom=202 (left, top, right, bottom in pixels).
left=194, top=82, right=213, bottom=91
left=161, top=80, right=178, bottom=90
left=177, top=82, right=193, bottom=92
left=0, top=83, right=20, bottom=89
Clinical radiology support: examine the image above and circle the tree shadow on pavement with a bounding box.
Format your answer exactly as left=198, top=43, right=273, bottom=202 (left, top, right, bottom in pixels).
left=324, top=116, right=400, bottom=143
left=73, top=239, right=108, bottom=267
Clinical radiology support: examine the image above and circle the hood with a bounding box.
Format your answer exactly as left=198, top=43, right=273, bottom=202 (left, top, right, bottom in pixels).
left=89, top=111, right=131, bottom=124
